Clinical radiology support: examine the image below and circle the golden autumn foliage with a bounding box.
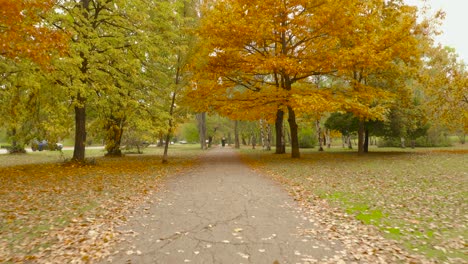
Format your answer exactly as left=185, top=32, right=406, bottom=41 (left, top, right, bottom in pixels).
left=188, top=0, right=426, bottom=156
left=0, top=151, right=197, bottom=263
left=419, top=46, right=468, bottom=134
left=0, top=0, right=68, bottom=65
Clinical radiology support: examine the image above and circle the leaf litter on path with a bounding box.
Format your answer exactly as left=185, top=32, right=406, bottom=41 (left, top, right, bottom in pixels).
left=241, top=149, right=467, bottom=263
left=0, top=154, right=196, bottom=263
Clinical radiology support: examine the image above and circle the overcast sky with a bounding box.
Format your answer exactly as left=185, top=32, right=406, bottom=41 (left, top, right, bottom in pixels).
left=405, top=0, right=468, bottom=63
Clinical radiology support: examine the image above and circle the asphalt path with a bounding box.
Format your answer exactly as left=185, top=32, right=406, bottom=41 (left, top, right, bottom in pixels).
left=102, top=147, right=345, bottom=264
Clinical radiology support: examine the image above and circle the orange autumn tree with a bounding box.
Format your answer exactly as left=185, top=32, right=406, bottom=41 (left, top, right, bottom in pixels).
left=193, top=0, right=357, bottom=158
left=333, top=0, right=424, bottom=154
left=0, top=0, right=67, bottom=65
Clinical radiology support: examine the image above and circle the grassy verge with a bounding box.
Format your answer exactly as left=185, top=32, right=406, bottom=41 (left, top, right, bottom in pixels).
left=0, top=145, right=202, bottom=263
left=240, top=147, right=467, bottom=263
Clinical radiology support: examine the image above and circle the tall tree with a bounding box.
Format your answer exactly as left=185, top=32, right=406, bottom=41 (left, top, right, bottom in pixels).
left=162, top=0, right=200, bottom=163
left=51, top=0, right=144, bottom=161
left=195, top=0, right=355, bottom=158
left=335, top=0, right=423, bottom=154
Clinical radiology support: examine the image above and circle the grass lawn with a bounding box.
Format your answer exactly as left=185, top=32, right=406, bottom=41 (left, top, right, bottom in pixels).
left=0, top=144, right=202, bottom=263
left=240, top=146, right=467, bottom=263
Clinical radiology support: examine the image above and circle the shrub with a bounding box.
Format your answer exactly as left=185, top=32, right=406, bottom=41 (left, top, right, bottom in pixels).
left=298, top=127, right=317, bottom=148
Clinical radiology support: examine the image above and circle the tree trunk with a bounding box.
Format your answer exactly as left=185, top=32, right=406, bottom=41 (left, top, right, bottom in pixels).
left=73, top=0, right=89, bottom=162
left=275, top=109, right=285, bottom=154
left=259, top=119, right=266, bottom=150
left=197, top=112, right=207, bottom=149
left=357, top=120, right=365, bottom=155
left=163, top=85, right=178, bottom=163
left=326, top=128, right=331, bottom=148
left=105, top=120, right=123, bottom=157
left=364, top=128, right=369, bottom=153
left=316, top=120, right=323, bottom=151
left=234, top=120, right=240, bottom=148
left=287, top=106, right=300, bottom=158
left=266, top=123, right=272, bottom=151
left=157, top=133, right=164, bottom=147
left=72, top=103, right=86, bottom=161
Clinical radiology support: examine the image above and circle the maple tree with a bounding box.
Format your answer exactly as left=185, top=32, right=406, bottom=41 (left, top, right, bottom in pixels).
left=0, top=0, right=67, bottom=65
left=49, top=0, right=158, bottom=160
left=332, top=0, right=425, bottom=154
left=192, top=0, right=358, bottom=158
left=189, top=0, right=430, bottom=157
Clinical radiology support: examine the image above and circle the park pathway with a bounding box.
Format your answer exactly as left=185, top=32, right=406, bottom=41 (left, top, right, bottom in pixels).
left=102, top=147, right=345, bottom=264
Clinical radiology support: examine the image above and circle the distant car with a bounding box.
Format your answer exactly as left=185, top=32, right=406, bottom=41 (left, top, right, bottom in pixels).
left=179, top=140, right=187, bottom=144
left=31, top=140, right=63, bottom=151
left=55, top=143, right=63, bottom=150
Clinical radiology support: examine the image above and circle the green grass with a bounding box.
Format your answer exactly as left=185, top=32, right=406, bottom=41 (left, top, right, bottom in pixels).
left=0, top=144, right=202, bottom=167
left=240, top=145, right=468, bottom=263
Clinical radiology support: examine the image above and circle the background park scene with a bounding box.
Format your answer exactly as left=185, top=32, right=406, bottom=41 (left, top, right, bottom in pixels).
left=1, top=0, right=466, bottom=263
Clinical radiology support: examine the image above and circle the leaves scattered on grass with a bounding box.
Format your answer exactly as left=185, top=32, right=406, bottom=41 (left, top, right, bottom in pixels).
left=241, top=149, right=467, bottom=263
left=0, top=152, right=198, bottom=263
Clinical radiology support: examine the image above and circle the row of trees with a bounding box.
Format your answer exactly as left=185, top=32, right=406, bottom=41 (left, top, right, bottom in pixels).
left=1, top=0, right=200, bottom=161
left=185, top=0, right=466, bottom=157
left=1, top=0, right=466, bottom=160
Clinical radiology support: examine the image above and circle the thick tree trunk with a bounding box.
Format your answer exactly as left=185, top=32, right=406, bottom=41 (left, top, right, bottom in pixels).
left=364, top=128, right=369, bottom=153
left=287, top=106, right=300, bottom=158
left=316, top=120, right=323, bottom=151
left=73, top=104, right=86, bottom=161
left=105, top=122, right=123, bottom=156
left=234, top=120, right=240, bottom=148
left=357, top=120, right=365, bottom=155
left=197, top=112, right=207, bottom=149
left=275, top=109, right=285, bottom=154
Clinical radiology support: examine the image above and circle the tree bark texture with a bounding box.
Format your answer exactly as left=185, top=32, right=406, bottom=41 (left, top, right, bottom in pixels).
left=316, top=120, right=323, bottom=151
left=197, top=112, right=207, bottom=149
left=275, top=109, right=285, bottom=154
left=287, top=106, right=300, bottom=158
left=364, top=128, right=369, bottom=153
left=72, top=103, right=86, bottom=161
left=358, top=120, right=365, bottom=155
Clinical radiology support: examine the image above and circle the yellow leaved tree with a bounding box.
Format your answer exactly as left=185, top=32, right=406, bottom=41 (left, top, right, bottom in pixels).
left=191, top=0, right=358, bottom=158
left=189, top=0, right=426, bottom=157
left=419, top=45, right=468, bottom=137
